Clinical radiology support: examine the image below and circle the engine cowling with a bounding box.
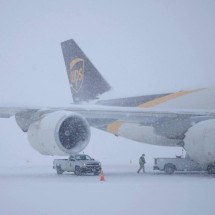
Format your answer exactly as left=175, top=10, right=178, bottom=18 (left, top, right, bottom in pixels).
left=184, top=119, right=215, bottom=165
left=27, top=111, right=91, bottom=155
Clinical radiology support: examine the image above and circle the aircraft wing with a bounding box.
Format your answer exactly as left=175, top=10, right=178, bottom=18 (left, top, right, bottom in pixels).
left=67, top=105, right=215, bottom=120
left=0, top=105, right=215, bottom=119
left=1, top=105, right=215, bottom=147
left=0, top=104, right=215, bottom=124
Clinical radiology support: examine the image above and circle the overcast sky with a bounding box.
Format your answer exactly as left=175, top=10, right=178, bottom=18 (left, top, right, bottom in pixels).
left=0, top=0, right=215, bottom=105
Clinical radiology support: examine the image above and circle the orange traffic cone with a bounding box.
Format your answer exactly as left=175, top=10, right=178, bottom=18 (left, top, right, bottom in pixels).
left=100, top=170, right=105, bottom=181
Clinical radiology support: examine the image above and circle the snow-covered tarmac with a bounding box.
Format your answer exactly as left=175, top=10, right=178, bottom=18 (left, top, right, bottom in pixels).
left=0, top=120, right=215, bottom=215
left=0, top=164, right=215, bottom=215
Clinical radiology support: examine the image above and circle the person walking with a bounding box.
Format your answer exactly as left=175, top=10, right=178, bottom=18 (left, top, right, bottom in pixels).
left=137, top=154, right=146, bottom=173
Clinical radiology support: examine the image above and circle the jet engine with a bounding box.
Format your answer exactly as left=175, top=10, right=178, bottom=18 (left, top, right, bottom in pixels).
left=27, top=111, right=91, bottom=155
left=184, top=119, right=215, bottom=165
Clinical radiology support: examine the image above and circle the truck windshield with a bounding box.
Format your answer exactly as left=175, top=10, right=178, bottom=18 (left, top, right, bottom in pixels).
left=75, top=155, right=91, bottom=160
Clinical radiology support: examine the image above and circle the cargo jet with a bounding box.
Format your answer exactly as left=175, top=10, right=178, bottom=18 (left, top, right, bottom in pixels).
left=1, top=39, right=215, bottom=172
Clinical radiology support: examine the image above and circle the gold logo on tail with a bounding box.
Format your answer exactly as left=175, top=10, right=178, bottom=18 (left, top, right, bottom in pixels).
left=69, top=58, right=84, bottom=93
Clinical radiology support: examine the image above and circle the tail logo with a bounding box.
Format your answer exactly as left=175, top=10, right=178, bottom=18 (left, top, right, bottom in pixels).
left=69, top=58, right=84, bottom=93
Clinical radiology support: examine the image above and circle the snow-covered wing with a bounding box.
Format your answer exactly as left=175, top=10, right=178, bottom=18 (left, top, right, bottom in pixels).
left=0, top=105, right=215, bottom=120
left=1, top=105, right=215, bottom=146
left=0, top=107, right=39, bottom=118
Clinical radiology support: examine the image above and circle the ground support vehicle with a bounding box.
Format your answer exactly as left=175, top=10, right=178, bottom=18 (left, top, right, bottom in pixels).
left=53, top=154, right=102, bottom=175
left=153, top=156, right=206, bottom=174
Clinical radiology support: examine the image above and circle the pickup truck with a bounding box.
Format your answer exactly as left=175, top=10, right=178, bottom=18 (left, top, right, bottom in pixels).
left=153, top=156, right=205, bottom=174
left=53, top=154, right=102, bottom=175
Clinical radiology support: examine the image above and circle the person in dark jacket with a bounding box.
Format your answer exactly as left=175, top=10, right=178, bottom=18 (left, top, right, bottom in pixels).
left=137, top=154, right=146, bottom=173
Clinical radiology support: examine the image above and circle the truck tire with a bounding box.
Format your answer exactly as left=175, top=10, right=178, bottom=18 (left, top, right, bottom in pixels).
left=56, top=165, right=63, bottom=175
left=207, top=164, right=215, bottom=174
left=75, top=166, right=81, bottom=176
left=94, top=171, right=100, bottom=176
left=164, top=164, right=175, bottom=174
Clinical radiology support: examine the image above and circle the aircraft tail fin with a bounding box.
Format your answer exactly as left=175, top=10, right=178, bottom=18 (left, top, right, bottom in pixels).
left=61, top=39, right=111, bottom=103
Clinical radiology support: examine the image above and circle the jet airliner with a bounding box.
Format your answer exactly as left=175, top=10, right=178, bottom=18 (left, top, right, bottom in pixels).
left=1, top=39, right=215, bottom=173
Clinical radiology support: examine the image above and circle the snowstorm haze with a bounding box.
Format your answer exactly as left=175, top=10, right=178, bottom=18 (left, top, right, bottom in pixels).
left=1, top=2, right=215, bottom=215
left=0, top=0, right=215, bottom=105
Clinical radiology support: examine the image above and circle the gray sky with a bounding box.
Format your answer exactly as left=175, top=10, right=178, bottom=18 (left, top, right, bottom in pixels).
left=0, top=0, right=215, bottom=105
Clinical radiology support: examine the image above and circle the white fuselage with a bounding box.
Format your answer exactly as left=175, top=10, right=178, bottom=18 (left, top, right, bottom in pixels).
left=110, top=88, right=215, bottom=165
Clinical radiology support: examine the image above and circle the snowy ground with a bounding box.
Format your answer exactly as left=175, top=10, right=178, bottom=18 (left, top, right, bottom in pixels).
left=0, top=165, right=215, bottom=215
left=0, top=118, right=215, bottom=215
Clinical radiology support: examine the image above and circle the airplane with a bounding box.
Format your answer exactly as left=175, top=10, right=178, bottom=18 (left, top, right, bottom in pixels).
left=1, top=39, right=215, bottom=173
